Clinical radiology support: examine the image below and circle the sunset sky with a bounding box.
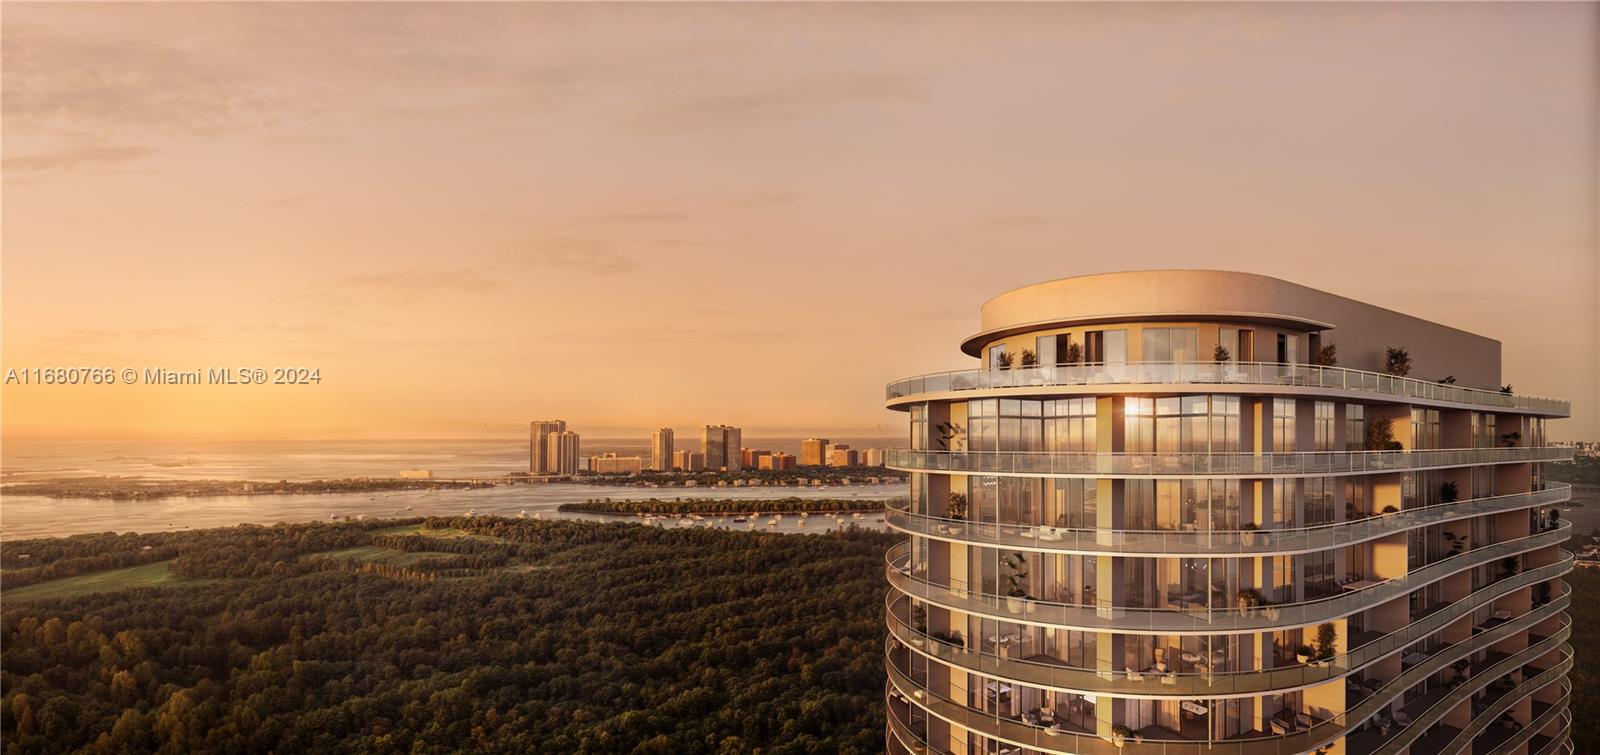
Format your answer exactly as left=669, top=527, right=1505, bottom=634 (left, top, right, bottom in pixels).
left=3, top=3, right=1596, bottom=441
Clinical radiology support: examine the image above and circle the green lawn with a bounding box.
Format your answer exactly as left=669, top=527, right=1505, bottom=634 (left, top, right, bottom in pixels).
left=5, top=561, right=202, bottom=602
left=313, top=545, right=457, bottom=567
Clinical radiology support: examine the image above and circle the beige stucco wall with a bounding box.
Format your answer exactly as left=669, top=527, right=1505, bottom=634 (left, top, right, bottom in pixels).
left=972, top=270, right=1503, bottom=389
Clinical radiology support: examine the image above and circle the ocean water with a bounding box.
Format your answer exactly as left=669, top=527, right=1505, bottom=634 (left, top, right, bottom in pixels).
left=0, top=438, right=907, bottom=540
left=0, top=437, right=904, bottom=481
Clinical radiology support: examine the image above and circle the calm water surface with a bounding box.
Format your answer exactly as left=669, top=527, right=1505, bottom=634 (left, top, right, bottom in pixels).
left=1, top=483, right=905, bottom=541
left=0, top=438, right=906, bottom=540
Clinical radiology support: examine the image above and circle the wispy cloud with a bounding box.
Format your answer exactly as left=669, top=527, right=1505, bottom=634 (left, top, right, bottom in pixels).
left=2, top=145, right=154, bottom=173
left=516, top=237, right=638, bottom=275
left=36, top=325, right=206, bottom=346
left=338, top=268, right=504, bottom=296
left=632, top=72, right=922, bottom=132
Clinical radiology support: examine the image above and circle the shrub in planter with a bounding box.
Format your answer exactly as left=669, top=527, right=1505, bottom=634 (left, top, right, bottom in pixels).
left=1384, top=346, right=1411, bottom=376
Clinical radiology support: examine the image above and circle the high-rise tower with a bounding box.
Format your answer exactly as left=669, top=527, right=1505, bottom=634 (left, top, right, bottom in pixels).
left=530, top=420, right=566, bottom=474
left=651, top=428, right=675, bottom=472
left=882, top=271, right=1572, bottom=755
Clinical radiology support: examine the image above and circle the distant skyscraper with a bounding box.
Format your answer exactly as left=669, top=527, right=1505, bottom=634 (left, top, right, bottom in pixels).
left=801, top=438, right=829, bottom=467
left=529, top=420, right=567, bottom=474
left=859, top=447, right=884, bottom=467
left=650, top=428, right=674, bottom=471
left=546, top=430, right=580, bottom=475
left=702, top=425, right=742, bottom=471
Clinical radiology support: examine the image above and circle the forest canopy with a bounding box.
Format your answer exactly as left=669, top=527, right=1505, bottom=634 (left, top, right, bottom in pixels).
left=1, top=519, right=892, bottom=754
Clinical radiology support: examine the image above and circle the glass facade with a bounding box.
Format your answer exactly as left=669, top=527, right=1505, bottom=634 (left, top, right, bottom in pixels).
left=886, top=302, right=1570, bottom=755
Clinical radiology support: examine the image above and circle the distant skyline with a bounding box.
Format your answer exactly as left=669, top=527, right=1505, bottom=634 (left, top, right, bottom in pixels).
left=3, top=3, right=1595, bottom=441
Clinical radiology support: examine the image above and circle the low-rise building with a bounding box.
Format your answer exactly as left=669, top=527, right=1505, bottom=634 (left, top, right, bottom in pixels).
left=589, top=453, right=643, bottom=475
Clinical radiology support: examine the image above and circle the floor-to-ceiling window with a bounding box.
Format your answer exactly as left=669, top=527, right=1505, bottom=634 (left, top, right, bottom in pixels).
left=1142, top=327, right=1199, bottom=363
left=1313, top=401, right=1335, bottom=451
left=1273, top=399, right=1296, bottom=452
left=1044, top=398, right=1097, bottom=453
left=1345, top=404, right=1365, bottom=451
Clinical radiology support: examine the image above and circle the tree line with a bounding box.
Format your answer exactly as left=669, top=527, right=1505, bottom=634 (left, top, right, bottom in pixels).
left=2, top=518, right=893, bottom=754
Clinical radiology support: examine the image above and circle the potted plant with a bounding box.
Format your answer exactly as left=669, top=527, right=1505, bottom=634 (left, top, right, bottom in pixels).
left=1439, top=481, right=1459, bottom=504
left=1384, top=346, right=1411, bottom=377
left=1500, top=384, right=1513, bottom=394
left=1437, top=375, right=1457, bottom=385
left=996, top=350, right=1016, bottom=371
left=1450, top=659, right=1470, bottom=687
left=1004, top=552, right=1029, bottom=613
left=1443, top=532, right=1466, bottom=556
left=1063, top=341, right=1083, bottom=365
left=1237, top=587, right=1263, bottom=616
left=1381, top=505, right=1399, bottom=515
left=1315, top=623, right=1337, bottom=664
left=1535, top=582, right=1552, bottom=607
left=1020, top=348, right=1038, bottom=368
left=1365, top=419, right=1404, bottom=451
left=1499, top=557, right=1519, bottom=579
left=1213, top=344, right=1231, bottom=363
left=1295, top=644, right=1313, bottom=664
left=1314, top=343, right=1338, bottom=367
left=1502, top=431, right=1522, bottom=448
left=947, top=492, right=968, bottom=521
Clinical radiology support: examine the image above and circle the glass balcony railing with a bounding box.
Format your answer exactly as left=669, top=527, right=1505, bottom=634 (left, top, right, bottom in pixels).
left=884, top=566, right=1570, bottom=698
left=885, top=446, right=1571, bottom=478
left=885, top=361, right=1570, bottom=416
left=1464, top=680, right=1569, bottom=755
left=1370, top=643, right=1573, bottom=755
left=886, top=525, right=1570, bottom=632
left=887, top=484, right=1569, bottom=556
left=885, top=622, right=1571, bottom=755
left=1529, top=711, right=1573, bottom=755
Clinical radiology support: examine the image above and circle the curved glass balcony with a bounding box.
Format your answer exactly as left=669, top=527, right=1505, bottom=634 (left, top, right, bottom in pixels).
left=1369, top=644, right=1573, bottom=755
left=885, top=621, right=1570, bottom=755
left=885, top=361, right=1570, bottom=416
left=1465, top=681, right=1568, bottom=755
left=886, top=446, right=1571, bottom=478
left=886, top=484, right=1570, bottom=556
left=885, top=568, right=1570, bottom=698
left=886, top=525, right=1569, bottom=632
left=1529, top=711, right=1573, bottom=755
left=1459, top=678, right=1568, bottom=755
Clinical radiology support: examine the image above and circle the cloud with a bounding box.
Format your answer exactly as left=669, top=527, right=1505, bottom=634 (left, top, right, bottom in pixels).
left=2, top=145, right=155, bottom=173
left=631, top=72, right=923, bottom=132
left=337, top=268, right=504, bottom=296
left=517, top=237, right=638, bottom=275
left=2, top=23, right=273, bottom=138
left=35, top=325, right=206, bottom=347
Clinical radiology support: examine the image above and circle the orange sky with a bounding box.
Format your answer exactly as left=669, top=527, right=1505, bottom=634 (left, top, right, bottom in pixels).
left=3, top=3, right=1596, bottom=441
